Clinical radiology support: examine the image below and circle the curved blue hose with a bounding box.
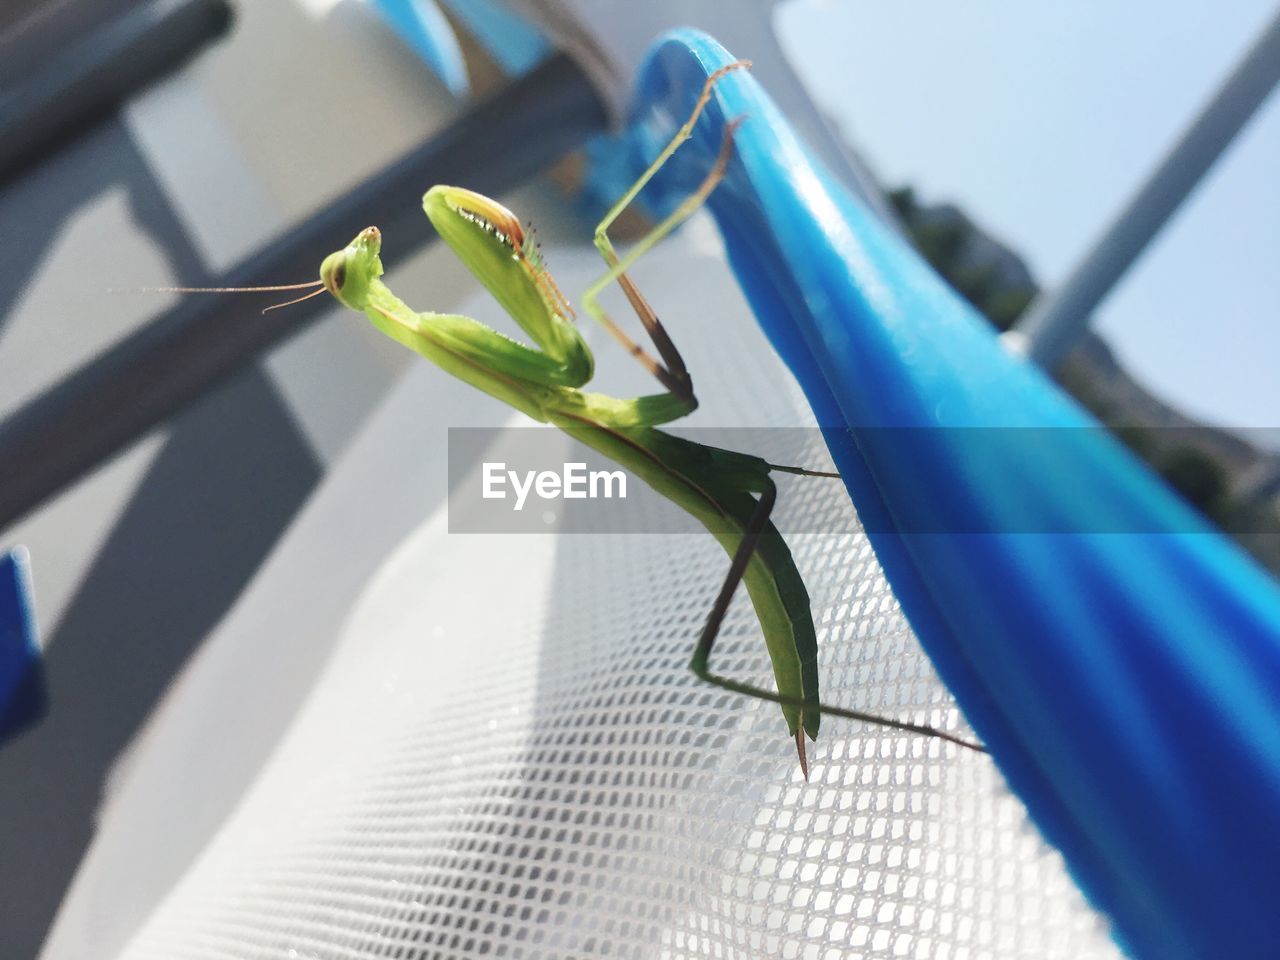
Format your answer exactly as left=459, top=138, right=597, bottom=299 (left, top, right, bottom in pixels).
left=627, top=29, right=1280, bottom=960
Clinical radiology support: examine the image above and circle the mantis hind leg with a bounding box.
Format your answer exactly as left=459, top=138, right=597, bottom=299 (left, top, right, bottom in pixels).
left=767, top=462, right=841, bottom=479
left=582, top=61, right=751, bottom=406
left=689, top=481, right=986, bottom=779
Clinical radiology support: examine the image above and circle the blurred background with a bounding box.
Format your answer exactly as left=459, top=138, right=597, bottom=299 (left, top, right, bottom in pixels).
left=0, top=0, right=1276, bottom=955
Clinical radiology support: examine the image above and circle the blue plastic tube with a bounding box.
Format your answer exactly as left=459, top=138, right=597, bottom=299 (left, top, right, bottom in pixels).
left=0, top=547, right=44, bottom=747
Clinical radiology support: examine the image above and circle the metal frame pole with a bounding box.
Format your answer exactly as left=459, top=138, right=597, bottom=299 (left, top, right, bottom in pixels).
left=1011, top=8, right=1280, bottom=370
left=0, top=0, right=235, bottom=186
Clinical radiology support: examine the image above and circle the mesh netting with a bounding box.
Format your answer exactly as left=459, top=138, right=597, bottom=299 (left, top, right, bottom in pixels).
left=115, top=242, right=1119, bottom=960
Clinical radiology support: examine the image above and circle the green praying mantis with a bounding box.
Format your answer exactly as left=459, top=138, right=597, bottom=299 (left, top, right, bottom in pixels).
left=182, top=62, right=983, bottom=776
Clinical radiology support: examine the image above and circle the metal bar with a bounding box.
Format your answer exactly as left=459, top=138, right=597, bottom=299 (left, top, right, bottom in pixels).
left=0, top=51, right=607, bottom=532
left=1011, top=8, right=1280, bottom=370
left=0, top=0, right=235, bottom=186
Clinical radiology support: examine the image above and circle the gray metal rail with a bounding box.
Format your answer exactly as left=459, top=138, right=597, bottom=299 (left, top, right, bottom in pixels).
left=1011, top=7, right=1280, bottom=369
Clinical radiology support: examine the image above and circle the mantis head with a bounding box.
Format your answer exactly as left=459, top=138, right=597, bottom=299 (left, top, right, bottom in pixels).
left=320, top=226, right=384, bottom=310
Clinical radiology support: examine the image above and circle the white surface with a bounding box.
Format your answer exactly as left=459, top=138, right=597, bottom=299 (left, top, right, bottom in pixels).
left=43, top=235, right=1119, bottom=959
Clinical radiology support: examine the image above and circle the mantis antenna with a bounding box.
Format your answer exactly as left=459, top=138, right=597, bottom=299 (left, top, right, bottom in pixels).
left=115, top=280, right=327, bottom=314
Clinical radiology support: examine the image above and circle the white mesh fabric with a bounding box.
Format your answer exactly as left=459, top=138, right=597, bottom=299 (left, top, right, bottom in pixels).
left=113, top=238, right=1119, bottom=960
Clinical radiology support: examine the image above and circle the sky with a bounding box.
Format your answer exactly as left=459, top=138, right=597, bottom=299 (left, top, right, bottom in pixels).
left=776, top=1, right=1279, bottom=442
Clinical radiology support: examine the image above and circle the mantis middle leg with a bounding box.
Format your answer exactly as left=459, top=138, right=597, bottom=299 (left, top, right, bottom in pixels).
left=582, top=61, right=751, bottom=407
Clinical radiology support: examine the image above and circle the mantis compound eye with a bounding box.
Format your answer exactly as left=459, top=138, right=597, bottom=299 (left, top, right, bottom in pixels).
left=320, top=251, right=347, bottom=298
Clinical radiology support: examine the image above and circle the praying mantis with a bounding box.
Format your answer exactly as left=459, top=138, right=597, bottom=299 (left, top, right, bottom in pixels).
left=198, top=63, right=982, bottom=775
